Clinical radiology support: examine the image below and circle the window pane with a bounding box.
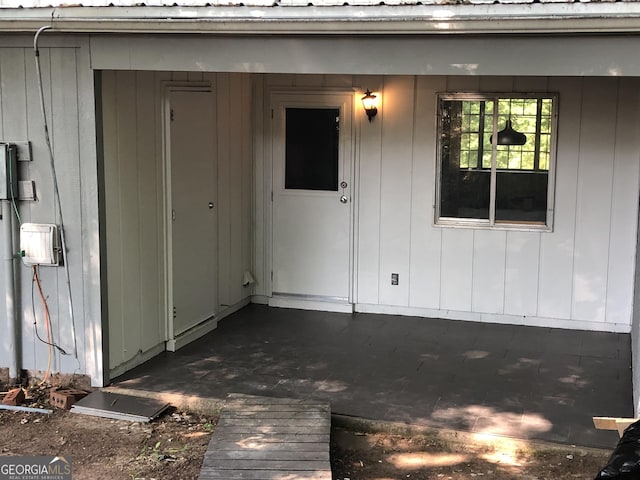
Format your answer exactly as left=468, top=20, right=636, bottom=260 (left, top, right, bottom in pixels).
left=495, top=171, right=548, bottom=223
left=540, top=134, right=550, bottom=155
left=485, top=101, right=494, bottom=115
left=496, top=149, right=509, bottom=169
left=522, top=151, right=535, bottom=170
left=508, top=152, right=522, bottom=170
left=468, top=151, right=478, bottom=168
left=540, top=117, right=551, bottom=134
left=539, top=152, right=549, bottom=171
left=524, top=100, right=538, bottom=116
left=439, top=100, right=490, bottom=220
left=285, top=108, right=339, bottom=191
left=460, top=151, right=469, bottom=169
left=461, top=133, right=471, bottom=150
left=482, top=150, right=492, bottom=169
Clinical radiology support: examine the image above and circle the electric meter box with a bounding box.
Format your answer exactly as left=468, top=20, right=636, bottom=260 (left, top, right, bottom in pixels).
left=20, top=223, right=61, bottom=266
left=0, top=143, right=17, bottom=201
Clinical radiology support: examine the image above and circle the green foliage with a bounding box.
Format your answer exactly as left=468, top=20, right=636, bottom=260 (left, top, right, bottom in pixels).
left=203, top=422, right=214, bottom=432
left=137, top=441, right=163, bottom=461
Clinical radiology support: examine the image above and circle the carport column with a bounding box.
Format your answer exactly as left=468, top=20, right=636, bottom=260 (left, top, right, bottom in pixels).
left=633, top=180, right=640, bottom=416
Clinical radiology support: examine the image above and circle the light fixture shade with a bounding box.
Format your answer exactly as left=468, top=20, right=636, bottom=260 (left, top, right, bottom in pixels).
left=361, top=90, right=378, bottom=122
left=490, top=120, right=527, bottom=146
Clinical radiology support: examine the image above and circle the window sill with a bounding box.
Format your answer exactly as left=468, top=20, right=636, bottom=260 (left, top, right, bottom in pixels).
left=434, top=218, right=552, bottom=233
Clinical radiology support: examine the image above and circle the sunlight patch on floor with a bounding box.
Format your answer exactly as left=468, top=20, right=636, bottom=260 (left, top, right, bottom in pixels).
left=182, top=431, right=209, bottom=439
left=463, top=350, right=491, bottom=360
left=235, top=436, right=269, bottom=449
left=472, top=433, right=530, bottom=467
left=313, top=379, right=349, bottom=393
left=387, top=452, right=471, bottom=468
left=274, top=473, right=330, bottom=480
left=480, top=449, right=524, bottom=467
left=433, top=404, right=552, bottom=438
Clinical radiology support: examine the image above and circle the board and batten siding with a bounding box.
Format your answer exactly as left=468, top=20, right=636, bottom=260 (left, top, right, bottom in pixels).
left=102, top=71, right=253, bottom=377
left=0, top=36, right=103, bottom=385
left=254, top=74, right=640, bottom=333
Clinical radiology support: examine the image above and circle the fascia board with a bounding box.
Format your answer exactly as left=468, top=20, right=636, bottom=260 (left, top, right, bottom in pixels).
left=2, top=3, right=640, bottom=34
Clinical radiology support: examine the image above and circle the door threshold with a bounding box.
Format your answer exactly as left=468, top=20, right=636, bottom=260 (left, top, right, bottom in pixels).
left=269, top=294, right=353, bottom=313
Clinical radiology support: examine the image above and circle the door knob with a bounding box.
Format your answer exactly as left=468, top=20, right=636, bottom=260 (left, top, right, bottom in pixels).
left=340, top=195, right=348, bottom=204
left=208, top=202, right=214, bottom=209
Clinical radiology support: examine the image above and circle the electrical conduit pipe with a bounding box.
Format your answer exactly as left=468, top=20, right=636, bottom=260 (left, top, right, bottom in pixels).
left=2, top=199, right=18, bottom=382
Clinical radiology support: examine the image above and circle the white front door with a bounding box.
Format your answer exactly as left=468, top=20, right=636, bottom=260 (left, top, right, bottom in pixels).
left=168, top=89, right=217, bottom=337
left=271, top=91, right=354, bottom=310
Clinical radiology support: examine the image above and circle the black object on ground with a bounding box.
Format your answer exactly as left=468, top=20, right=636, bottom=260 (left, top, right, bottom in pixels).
left=595, top=420, right=640, bottom=479
left=71, top=391, right=169, bottom=422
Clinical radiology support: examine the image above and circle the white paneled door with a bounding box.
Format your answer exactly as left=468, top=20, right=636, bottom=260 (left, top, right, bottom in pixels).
left=169, top=89, right=217, bottom=336
left=271, top=92, right=354, bottom=307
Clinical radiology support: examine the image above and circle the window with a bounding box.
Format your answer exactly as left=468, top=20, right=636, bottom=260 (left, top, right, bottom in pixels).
left=436, top=93, right=557, bottom=229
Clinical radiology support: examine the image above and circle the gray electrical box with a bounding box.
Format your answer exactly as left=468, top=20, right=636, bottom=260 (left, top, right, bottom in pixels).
left=0, top=143, right=17, bottom=201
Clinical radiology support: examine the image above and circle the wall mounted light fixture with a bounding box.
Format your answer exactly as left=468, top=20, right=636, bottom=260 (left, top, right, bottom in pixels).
left=361, top=90, right=378, bottom=122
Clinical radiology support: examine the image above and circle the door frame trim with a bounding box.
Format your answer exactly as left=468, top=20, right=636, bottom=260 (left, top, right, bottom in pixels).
left=161, top=81, right=215, bottom=349
left=267, top=87, right=358, bottom=308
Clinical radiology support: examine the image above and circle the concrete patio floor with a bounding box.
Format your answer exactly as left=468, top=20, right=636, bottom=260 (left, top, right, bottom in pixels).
left=112, top=304, right=632, bottom=449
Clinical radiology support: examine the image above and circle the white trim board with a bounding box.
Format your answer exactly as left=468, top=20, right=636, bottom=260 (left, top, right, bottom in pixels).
left=355, top=303, right=632, bottom=333
left=251, top=295, right=270, bottom=305
left=108, top=342, right=166, bottom=380
left=269, top=295, right=354, bottom=314
left=166, top=297, right=251, bottom=351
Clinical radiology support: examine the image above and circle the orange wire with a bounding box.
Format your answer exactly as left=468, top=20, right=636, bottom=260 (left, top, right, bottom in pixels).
left=33, top=266, right=52, bottom=384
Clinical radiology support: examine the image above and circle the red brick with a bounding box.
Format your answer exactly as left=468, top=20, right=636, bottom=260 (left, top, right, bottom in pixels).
left=2, top=388, right=25, bottom=406
left=50, top=389, right=88, bottom=410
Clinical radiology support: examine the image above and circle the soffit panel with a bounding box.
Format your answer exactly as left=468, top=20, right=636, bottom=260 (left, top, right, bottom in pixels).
left=90, top=34, right=640, bottom=76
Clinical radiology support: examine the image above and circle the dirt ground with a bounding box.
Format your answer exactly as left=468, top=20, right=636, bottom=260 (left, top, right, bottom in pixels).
left=0, top=385, right=216, bottom=480
left=330, top=426, right=611, bottom=480
left=1, top=385, right=613, bottom=480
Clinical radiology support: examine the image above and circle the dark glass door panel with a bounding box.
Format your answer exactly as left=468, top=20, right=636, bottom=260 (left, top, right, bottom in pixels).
left=285, top=107, right=339, bottom=191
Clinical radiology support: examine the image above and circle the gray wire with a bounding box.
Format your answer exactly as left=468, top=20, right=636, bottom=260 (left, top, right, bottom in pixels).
left=33, top=25, right=79, bottom=362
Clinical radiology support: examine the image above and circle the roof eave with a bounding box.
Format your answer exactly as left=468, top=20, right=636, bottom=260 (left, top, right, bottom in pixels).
left=2, top=4, right=640, bottom=35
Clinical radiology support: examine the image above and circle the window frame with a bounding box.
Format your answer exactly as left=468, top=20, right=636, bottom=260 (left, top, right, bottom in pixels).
left=434, top=92, right=559, bottom=232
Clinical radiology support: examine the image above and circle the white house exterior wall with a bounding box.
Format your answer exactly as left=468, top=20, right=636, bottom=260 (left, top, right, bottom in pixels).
left=101, top=70, right=168, bottom=376
left=254, top=74, right=640, bottom=334
left=101, top=70, right=254, bottom=377
left=0, top=35, right=103, bottom=385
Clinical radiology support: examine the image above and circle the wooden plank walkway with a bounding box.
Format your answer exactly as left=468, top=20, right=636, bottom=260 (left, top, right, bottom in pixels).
left=198, top=394, right=332, bottom=480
